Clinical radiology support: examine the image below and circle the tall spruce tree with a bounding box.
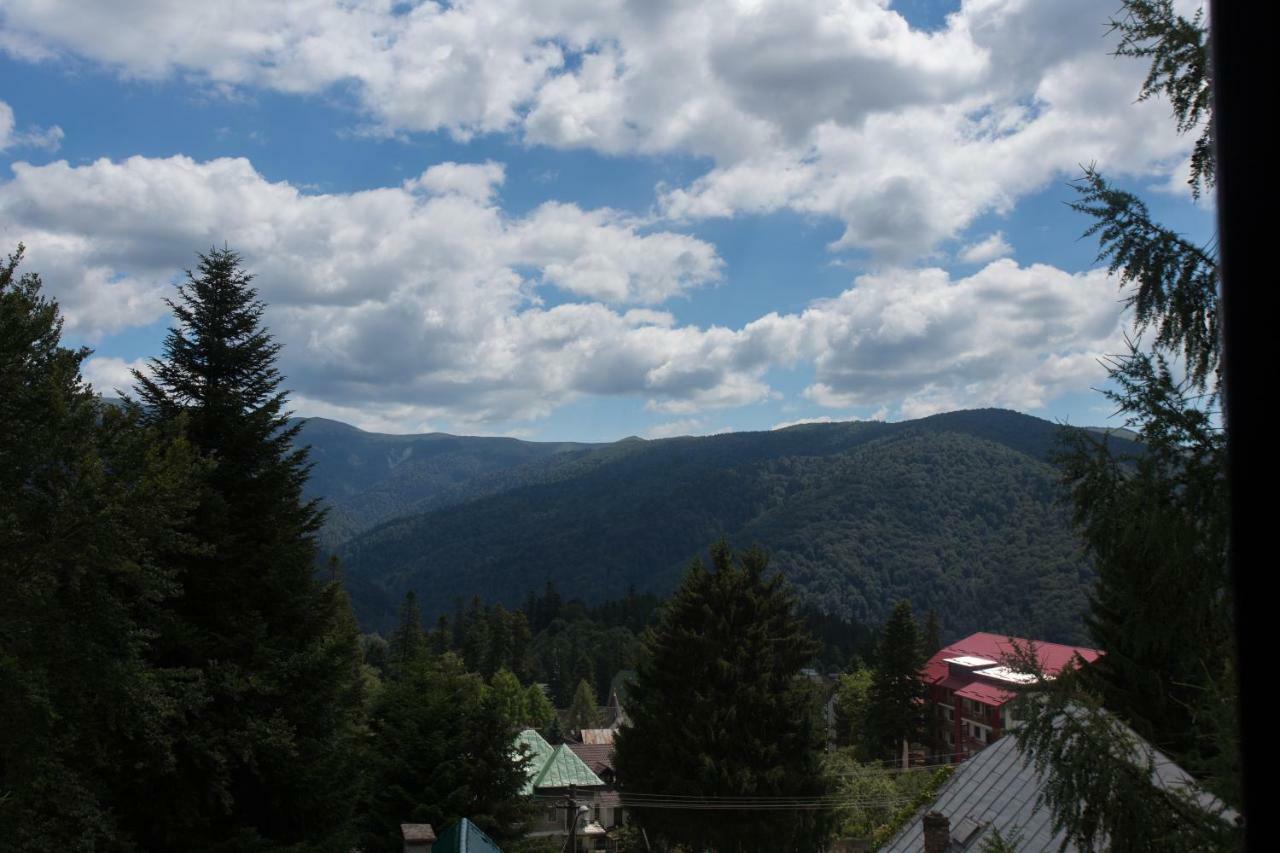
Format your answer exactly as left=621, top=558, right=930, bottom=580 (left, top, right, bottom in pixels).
left=389, top=590, right=425, bottom=677
left=863, top=601, right=925, bottom=767
left=613, top=540, right=831, bottom=852
left=0, top=247, right=202, bottom=851
left=1013, top=3, right=1239, bottom=849
left=129, top=247, right=366, bottom=851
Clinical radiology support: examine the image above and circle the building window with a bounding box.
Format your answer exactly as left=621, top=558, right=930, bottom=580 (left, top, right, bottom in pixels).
left=547, top=808, right=559, bottom=824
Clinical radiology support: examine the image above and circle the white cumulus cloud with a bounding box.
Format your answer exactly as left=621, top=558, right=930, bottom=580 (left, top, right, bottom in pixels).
left=0, top=0, right=1203, bottom=260
left=2, top=154, right=1131, bottom=430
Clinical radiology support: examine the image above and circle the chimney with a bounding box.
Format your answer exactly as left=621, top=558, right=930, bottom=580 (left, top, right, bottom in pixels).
left=923, top=811, right=950, bottom=853
left=401, top=823, right=435, bottom=853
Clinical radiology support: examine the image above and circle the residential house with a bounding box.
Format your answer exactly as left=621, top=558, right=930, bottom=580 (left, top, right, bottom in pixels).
left=567, top=740, right=624, bottom=834
left=515, top=728, right=621, bottom=851
left=923, top=633, right=1102, bottom=761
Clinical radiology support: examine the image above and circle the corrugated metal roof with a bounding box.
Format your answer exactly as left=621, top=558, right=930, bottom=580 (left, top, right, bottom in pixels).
left=433, top=818, right=503, bottom=853
left=927, top=633, right=1103, bottom=683
left=954, top=681, right=1016, bottom=706
left=879, top=734, right=1075, bottom=853
left=881, top=708, right=1236, bottom=852
left=533, top=744, right=606, bottom=790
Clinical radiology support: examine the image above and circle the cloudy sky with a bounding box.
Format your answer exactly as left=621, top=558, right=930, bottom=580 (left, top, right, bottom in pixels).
left=0, top=0, right=1212, bottom=440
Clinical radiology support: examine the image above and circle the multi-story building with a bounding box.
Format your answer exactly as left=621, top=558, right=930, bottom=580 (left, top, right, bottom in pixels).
left=923, top=632, right=1103, bottom=761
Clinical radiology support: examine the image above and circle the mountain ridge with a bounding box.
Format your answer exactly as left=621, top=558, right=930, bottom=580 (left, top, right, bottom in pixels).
left=305, top=408, right=1133, bottom=643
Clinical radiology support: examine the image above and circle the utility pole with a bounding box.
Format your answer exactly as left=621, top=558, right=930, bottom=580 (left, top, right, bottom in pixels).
left=557, top=784, right=588, bottom=853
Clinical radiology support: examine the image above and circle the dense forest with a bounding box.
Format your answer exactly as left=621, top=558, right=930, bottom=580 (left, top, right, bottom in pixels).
left=312, top=410, right=1135, bottom=644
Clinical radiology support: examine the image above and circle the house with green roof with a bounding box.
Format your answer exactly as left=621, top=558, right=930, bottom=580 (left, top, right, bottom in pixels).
left=515, top=729, right=624, bottom=851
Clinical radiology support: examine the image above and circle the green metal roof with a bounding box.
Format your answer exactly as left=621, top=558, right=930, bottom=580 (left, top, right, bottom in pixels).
left=532, top=743, right=605, bottom=790
left=514, top=729, right=555, bottom=796
left=434, top=818, right=503, bottom=853
left=514, top=729, right=604, bottom=793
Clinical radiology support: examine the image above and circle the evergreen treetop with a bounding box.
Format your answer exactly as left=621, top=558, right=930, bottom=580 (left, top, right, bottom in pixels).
left=864, top=600, right=926, bottom=765
left=123, top=247, right=366, bottom=851
left=613, top=540, right=830, bottom=852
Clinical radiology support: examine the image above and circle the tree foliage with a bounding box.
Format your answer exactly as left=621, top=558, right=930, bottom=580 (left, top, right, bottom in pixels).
left=864, top=601, right=926, bottom=764
left=0, top=246, right=202, bottom=851
left=128, top=247, right=367, bottom=851
left=613, top=541, right=831, bottom=852
left=1013, top=3, right=1239, bottom=848
left=566, top=678, right=601, bottom=732
left=340, top=412, right=1113, bottom=646
left=359, top=652, right=533, bottom=853
left=1109, top=0, right=1213, bottom=196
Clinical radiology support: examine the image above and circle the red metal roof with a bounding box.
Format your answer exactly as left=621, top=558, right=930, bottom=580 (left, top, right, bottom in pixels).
left=954, top=681, right=1016, bottom=706
left=921, top=632, right=1103, bottom=708
left=936, top=674, right=971, bottom=691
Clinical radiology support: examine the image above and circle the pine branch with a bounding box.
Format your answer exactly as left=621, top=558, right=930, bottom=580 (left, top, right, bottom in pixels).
left=1109, top=0, right=1213, bottom=196
left=1070, top=168, right=1219, bottom=387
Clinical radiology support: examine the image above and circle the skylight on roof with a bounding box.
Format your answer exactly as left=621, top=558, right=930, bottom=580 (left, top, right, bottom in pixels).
left=944, top=655, right=998, bottom=667
left=976, top=665, right=1043, bottom=684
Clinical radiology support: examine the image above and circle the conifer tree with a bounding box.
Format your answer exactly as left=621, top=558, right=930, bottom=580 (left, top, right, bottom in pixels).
left=613, top=540, right=831, bottom=852
left=0, top=247, right=202, bottom=850
left=864, top=601, right=925, bottom=767
left=389, top=590, right=425, bottom=677
left=129, top=247, right=366, bottom=851
left=525, top=683, right=557, bottom=730
left=566, top=678, right=601, bottom=731
left=1013, top=3, right=1240, bottom=848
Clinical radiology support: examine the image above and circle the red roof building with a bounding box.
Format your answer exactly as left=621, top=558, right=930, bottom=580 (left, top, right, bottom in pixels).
left=923, top=632, right=1103, bottom=762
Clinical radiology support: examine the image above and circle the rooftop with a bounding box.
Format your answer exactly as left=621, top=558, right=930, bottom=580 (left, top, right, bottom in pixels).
left=924, top=633, right=1103, bottom=706
left=516, top=729, right=605, bottom=792
left=433, top=818, right=502, bottom=853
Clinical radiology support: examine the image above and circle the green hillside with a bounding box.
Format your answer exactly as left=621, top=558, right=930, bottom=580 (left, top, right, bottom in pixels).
left=325, top=410, right=1131, bottom=643
left=295, top=416, right=599, bottom=548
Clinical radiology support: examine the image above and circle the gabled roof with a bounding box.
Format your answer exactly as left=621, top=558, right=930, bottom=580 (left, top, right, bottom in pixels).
left=434, top=818, right=503, bottom=853
left=567, top=742, right=615, bottom=776
left=880, top=711, right=1236, bottom=852
left=879, top=732, right=1078, bottom=852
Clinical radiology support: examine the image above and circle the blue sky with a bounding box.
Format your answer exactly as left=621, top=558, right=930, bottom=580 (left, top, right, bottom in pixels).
left=0, top=0, right=1213, bottom=441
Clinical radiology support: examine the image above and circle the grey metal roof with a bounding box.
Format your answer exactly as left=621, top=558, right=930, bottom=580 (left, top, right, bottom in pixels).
left=879, top=735, right=1075, bottom=853
left=880, top=708, right=1238, bottom=853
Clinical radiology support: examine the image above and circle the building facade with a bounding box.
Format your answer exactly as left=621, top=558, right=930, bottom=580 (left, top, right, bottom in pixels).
left=923, top=633, right=1102, bottom=761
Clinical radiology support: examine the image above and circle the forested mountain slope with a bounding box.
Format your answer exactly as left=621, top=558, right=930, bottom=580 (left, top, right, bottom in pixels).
left=318, top=409, right=1133, bottom=642
left=295, top=416, right=599, bottom=548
